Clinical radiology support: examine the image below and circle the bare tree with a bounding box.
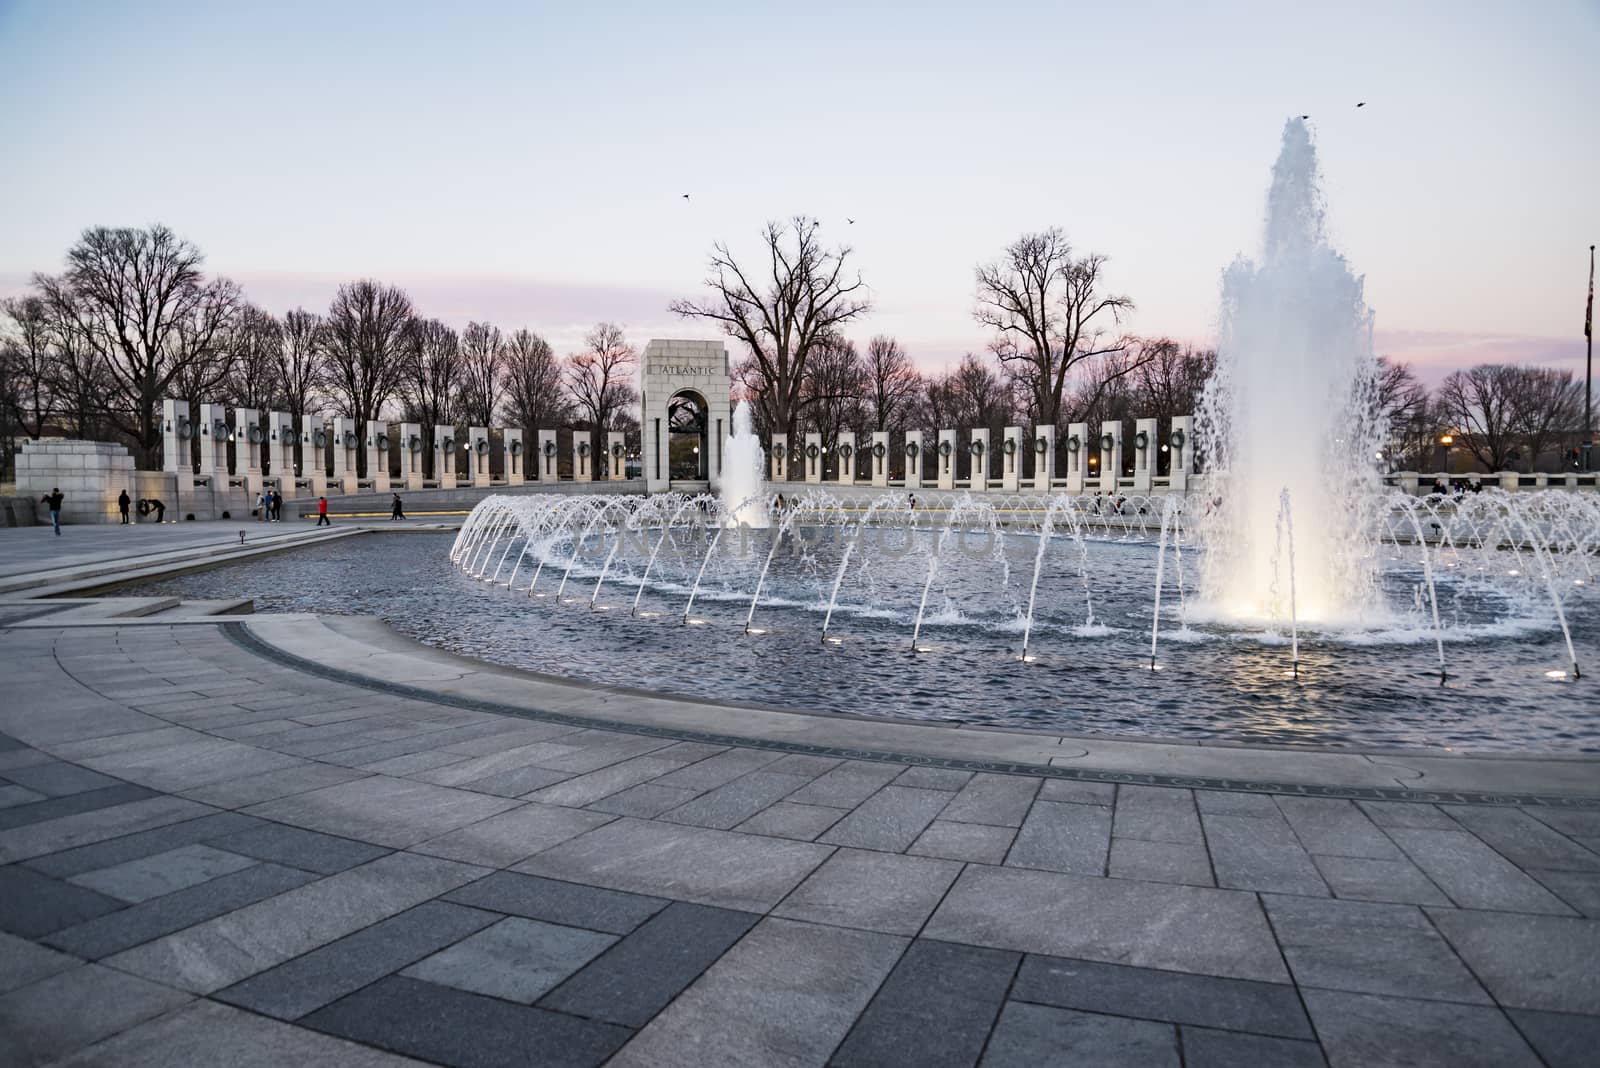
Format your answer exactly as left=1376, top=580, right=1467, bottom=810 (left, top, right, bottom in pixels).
left=974, top=228, right=1136, bottom=428
left=455, top=321, right=506, bottom=427
left=39, top=226, right=243, bottom=466
left=863, top=335, right=919, bottom=432
left=1516, top=366, right=1584, bottom=469
left=670, top=216, right=870, bottom=437
left=566, top=322, right=638, bottom=474
left=275, top=308, right=324, bottom=419
left=798, top=335, right=868, bottom=450
left=223, top=305, right=282, bottom=411
left=398, top=318, right=459, bottom=477
left=503, top=328, right=568, bottom=432
left=1129, top=340, right=1215, bottom=423
left=1438, top=365, right=1528, bottom=471
left=0, top=296, right=59, bottom=440
left=320, top=280, right=414, bottom=477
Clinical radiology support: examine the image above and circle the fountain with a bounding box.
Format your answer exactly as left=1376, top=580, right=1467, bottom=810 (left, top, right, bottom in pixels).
left=722, top=400, right=768, bottom=529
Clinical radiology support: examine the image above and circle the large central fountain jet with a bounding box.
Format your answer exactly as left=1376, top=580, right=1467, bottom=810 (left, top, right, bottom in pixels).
left=1195, top=118, right=1384, bottom=625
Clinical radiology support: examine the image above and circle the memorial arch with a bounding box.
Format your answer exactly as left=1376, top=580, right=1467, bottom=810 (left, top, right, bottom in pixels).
left=639, top=339, right=731, bottom=493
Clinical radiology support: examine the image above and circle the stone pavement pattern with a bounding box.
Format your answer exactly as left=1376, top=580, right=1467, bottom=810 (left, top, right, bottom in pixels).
left=1, top=622, right=1598, bottom=1067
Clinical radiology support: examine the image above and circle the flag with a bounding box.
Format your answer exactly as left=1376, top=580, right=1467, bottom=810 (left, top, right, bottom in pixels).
left=1588, top=245, right=1594, bottom=341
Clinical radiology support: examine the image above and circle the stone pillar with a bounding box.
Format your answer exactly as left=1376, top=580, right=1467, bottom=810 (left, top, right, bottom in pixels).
left=267, top=412, right=296, bottom=487
left=1033, top=426, right=1056, bottom=491
left=804, top=432, right=823, bottom=483
left=161, top=398, right=189, bottom=474
left=1132, top=417, right=1158, bottom=491
left=399, top=422, right=425, bottom=490
left=836, top=431, right=857, bottom=484
left=504, top=429, right=526, bottom=484
left=301, top=413, right=328, bottom=497
left=1168, top=415, right=1194, bottom=492
left=468, top=426, right=491, bottom=487
left=968, top=428, right=990, bottom=491
left=234, top=408, right=263, bottom=490
left=770, top=433, right=789, bottom=482
left=1000, top=426, right=1024, bottom=492
left=332, top=416, right=360, bottom=493
left=435, top=427, right=457, bottom=490
left=605, top=432, right=625, bottom=481
left=197, top=403, right=229, bottom=478
left=1099, top=421, right=1122, bottom=493
left=573, top=435, right=593, bottom=481
left=870, top=431, right=890, bottom=487
left=1496, top=470, right=1518, bottom=490
left=367, top=420, right=391, bottom=493
left=1065, top=422, right=1088, bottom=493
left=937, top=429, right=957, bottom=490
left=904, top=431, right=924, bottom=489
left=537, top=429, right=560, bottom=481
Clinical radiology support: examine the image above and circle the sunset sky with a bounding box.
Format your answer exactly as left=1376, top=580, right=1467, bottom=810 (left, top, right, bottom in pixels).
left=1, top=0, right=1594, bottom=384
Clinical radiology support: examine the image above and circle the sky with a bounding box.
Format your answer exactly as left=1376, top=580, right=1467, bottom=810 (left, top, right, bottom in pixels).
left=1, top=0, right=1595, bottom=385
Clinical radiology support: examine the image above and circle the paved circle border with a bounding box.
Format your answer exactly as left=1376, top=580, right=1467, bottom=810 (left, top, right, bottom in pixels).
left=223, top=622, right=1600, bottom=809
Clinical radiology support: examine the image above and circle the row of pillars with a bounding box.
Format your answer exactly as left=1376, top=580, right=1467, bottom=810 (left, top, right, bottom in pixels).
left=767, top=417, right=1195, bottom=493
left=160, top=400, right=630, bottom=496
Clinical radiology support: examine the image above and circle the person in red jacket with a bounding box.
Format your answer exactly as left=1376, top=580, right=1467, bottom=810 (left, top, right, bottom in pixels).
left=316, top=497, right=331, bottom=526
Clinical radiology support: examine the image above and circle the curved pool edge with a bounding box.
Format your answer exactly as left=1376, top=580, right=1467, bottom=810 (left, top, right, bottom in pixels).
left=231, top=614, right=1600, bottom=804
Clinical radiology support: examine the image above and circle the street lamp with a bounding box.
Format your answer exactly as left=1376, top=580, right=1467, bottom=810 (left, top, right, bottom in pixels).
left=1436, top=433, right=1453, bottom=474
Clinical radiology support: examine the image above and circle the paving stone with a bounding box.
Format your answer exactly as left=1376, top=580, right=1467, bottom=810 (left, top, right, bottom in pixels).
left=305, top=975, right=632, bottom=1068
left=1313, top=854, right=1450, bottom=905
left=65, top=736, right=309, bottom=793
left=732, top=799, right=844, bottom=840
left=1303, top=988, right=1541, bottom=1068
left=1114, top=785, right=1203, bottom=843
left=516, top=816, right=832, bottom=911
left=22, top=811, right=263, bottom=878
left=106, top=851, right=488, bottom=994
left=1274, top=797, right=1401, bottom=859
left=446, top=870, right=667, bottom=934
left=540, top=901, right=759, bottom=1027
left=67, top=843, right=257, bottom=902
left=211, top=821, right=391, bottom=874
left=1262, top=895, right=1489, bottom=1003
left=1194, top=790, right=1283, bottom=818
left=774, top=848, right=961, bottom=935
left=462, top=764, right=574, bottom=797
left=819, top=785, right=950, bottom=851
left=910, top=819, right=1016, bottom=864
left=0, top=783, right=161, bottom=834
left=1428, top=909, right=1600, bottom=1014
left=1356, top=800, right=1458, bottom=829
left=47, top=999, right=423, bottom=1067
left=1529, top=868, right=1600, bottom=916
left=928, top=863, right=1288, bottom=982
left=783, top=759, right=904, bottom=808
left=1007, top=799, right=1112, bottom=874
left=762, top=753, right=843, bottom=779
left=894, top=765, right=974, bottom=791
left=1507, top=1008, right=1600, bottom=1068
left=179, top=763, right=369, bottom=809
left=833, top=938, right=1017, bottom=1068
left=1388, top=828, right=1575, bottom=913
left=649, top=746, right=788, bottom=792
left=0, top=760, right=122, bottom=797
left=1012, top=954, right=1312, bottom=1038
left=411, top=803, right=614, bottom=868
left=660, top=771, right=812, bottom=830
left=1179, top=1026, right=1327, bottom=1068
left=1524, top=807, right=1600, bottom=839
left=524, top=755, right=688, bottom=808
left=939, top=772, right=1040, bottom=828
left=0, top=864, right=125, bottom=938
left=0, top=784, right=47, bottom=808
left=1443, top=804, right=1600, bottom=872
left=403, top=916, right=615, bottom=1002
left=524, top=731, right=678, bottom=775
left=982, top=1002, right=1179, bottom=1067
left=1203, top=811, right=1328, bottom=895
left=608, top=916, right=905, bottom=1068
left=1037, top=778, right=1116, bottom=806
left=244, top=775, right=521, bottom=849
left=0, top=963, right=192, bottom=1068
left=588, top=782, right=700, bottom=818
left=45, top=862, right=319, bottom=960
left=356, top=749, right=476, bottom=776
left=1109, top=837, right=1214, bottom=885
left=0, top=930, right=78, bottom=995
left=216, top=899, right=500, bottom=1019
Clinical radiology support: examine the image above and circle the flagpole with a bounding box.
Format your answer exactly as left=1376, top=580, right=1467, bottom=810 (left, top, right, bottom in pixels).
left=1587, top=244, right=1595, bottom=471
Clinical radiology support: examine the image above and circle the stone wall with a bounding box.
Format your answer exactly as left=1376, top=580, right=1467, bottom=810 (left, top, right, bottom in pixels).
left=15, top=440, right=137, bottom=525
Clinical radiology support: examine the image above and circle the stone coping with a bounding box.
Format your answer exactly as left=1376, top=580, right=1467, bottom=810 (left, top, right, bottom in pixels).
left=233, top=615, right=1600, bottom=806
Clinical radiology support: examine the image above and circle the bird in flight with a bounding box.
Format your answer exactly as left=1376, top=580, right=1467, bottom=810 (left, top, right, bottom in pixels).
left=682, top=194, right=690, bottom=200
left=847, top=218, right=855, bottom=225
left=1300, top=114, right=1310, bottom=119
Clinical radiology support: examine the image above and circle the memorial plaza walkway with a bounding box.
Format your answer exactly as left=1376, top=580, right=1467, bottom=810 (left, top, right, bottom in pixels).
left=0, top=521, right=1597, bottom=1066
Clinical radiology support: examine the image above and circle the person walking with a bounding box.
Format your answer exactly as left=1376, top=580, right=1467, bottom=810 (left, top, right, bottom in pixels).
left=41, top=487, right=64, bottom=534
left=390, top=493, right=405, bottom=521
left=270, top=490, right=282, bottom=522
left=316, top=496, right=331, bottom=526
left=117, top=489, right=131, bottom=525
left=255, top=490, right=267, bottom=521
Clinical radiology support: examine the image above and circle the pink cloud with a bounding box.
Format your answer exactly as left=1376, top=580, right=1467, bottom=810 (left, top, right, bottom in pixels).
left=1374, top=329, right=1587, bottom=386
